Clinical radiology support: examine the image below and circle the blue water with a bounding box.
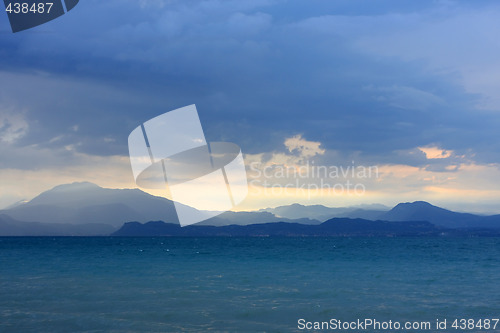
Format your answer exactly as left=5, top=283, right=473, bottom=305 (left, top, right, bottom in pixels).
left=1, top=237, right=500, bottom=332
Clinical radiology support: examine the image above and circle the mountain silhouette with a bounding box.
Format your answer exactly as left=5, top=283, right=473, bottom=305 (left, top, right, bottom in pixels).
left=112, top=218, right=441, bottom=237
left=2, top=183, right=500, bottom=236
left=1, top=182, right=183, bottom=227
left=0, top=182, right=319, bottom=235
left=260, top=203, right=388, bottom=221
left=380, top=201, right=500, bottom=228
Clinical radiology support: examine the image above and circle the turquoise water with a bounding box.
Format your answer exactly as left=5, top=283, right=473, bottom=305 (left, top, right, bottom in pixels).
left=1, top=237, right=500, bottom=332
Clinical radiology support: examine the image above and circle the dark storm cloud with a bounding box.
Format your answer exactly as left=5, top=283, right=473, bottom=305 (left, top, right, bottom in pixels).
left=1, top=0, right=500, bottom=167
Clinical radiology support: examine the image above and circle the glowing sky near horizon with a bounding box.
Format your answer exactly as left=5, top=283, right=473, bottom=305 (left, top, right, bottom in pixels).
left=1, top=0, right=500, bottom=213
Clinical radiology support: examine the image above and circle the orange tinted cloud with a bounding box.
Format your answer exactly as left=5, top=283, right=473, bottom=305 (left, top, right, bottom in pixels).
left=418, top=146, right=452, bottom=159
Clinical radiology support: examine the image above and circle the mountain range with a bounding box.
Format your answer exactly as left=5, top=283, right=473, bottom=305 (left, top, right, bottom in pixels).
left=0, top=182, right=319, bottom=235
left=1, top=182, right=500, bottom=236
left=112, top=218, right=441, bottom=237
left=260, top=203, right=389, bottom=221
left=379, top=201, right=500, bottom=228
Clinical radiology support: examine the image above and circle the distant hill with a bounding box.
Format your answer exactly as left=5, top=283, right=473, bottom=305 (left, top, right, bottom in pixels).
left=3, top=182, right=500, bottom=236
left=0, top=182, right=320, bottom=235
left=112, top=218, right=441, bottom=237
left=260, top=203, right=388, bottom=221
left=380, top=201, right=500, bottom=229
left=1, top=182, right=317, bottom=228
left=342, top=208, right=386, bottom=220
left=1, top=182, right=182, bottom=227
left=203, top=211, right=320, bottom=226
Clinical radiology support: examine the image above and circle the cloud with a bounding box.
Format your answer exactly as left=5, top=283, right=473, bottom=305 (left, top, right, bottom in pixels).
left=227, top=12, right=272, bottom=36
left=2, top=0, right=500, bottom=211
left=0, top=70, right=170, bottom=156
left=418, top=146, right=452, bottom=159
left=0, top=108, right=28, bottom=143
left=366, top=85, right=445, bottom=111
left=244, top=134, right=326, bottom=170
left=284, top=134, right=325, bottom=159
left=351, top=3, right=500, bottom=110
left=1, top=0, right=498, bottom=164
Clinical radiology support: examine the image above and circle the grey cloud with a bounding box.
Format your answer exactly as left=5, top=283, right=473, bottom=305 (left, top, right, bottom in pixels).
left=0, top=0, right=499, bottom=170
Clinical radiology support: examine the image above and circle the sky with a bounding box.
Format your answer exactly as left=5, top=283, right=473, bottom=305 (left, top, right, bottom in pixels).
left=1, top=0, right=500, bottom=212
